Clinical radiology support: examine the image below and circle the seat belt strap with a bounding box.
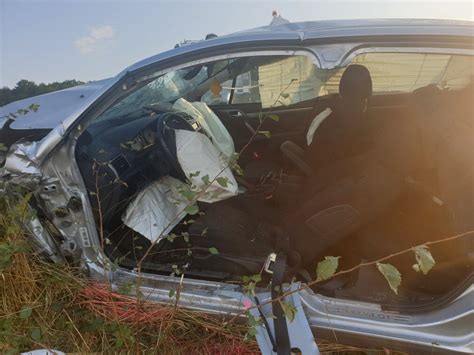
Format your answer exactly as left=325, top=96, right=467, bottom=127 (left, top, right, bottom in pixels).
left=254, top=296, right=277, bottom=349
left=271, top=253, right=291, bottom=355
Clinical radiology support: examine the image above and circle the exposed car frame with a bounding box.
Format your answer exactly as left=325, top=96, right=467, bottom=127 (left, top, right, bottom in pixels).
left=1, top=19, right=473, bottom=353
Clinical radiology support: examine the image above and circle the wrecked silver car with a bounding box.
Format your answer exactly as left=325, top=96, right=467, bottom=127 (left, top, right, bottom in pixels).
left=1, top=19, right=473, bottom=354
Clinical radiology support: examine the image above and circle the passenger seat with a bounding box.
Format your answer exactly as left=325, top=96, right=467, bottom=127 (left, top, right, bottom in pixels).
left=279, top=64, right=373, bottom=178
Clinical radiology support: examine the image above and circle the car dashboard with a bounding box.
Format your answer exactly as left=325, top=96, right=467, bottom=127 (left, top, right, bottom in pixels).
left=77, top=110, right=199, bottom=183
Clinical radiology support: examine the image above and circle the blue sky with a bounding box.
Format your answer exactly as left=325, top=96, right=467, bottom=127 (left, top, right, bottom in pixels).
left=1, top=0, right=472, bottom=88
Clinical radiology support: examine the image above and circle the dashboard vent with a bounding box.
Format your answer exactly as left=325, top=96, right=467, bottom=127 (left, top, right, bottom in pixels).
left=110, top=155, right=130, bottom=176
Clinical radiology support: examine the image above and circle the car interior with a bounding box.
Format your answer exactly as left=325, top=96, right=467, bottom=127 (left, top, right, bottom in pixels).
left=75, top=51, right=473, bottom=309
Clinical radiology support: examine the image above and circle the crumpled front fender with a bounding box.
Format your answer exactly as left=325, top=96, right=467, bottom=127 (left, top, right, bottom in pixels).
left=1, top=140, right=64, bottom=263
left=3, top=140, right=42, bottom=176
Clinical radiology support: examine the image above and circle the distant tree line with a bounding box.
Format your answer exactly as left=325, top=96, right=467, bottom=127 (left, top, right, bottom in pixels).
left=0, top=79, right=84, bottom=107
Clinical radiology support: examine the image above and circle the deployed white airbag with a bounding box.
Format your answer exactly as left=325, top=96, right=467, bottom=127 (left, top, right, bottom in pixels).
left=122, top=176, right=189, bottom=243
left=172, top=98, right=235, bottom=159
left=123, top=129, right=239, bottom=242
left=176, top=129, right=239, bottom=203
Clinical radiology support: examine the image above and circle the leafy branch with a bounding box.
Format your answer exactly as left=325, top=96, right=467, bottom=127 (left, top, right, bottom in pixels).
left=232, top=230, right=474, bottom=322
left=0, top=104, right=40, bottom=155
left=120, top=78, right=299, bottom=348
left=131, top=78, right=299, bottom=271
left=0, top=103, right=39, bottom=120
left=233, top=230, right=473, bottom=337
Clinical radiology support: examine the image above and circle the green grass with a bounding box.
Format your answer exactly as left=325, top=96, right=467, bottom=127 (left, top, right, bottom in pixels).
left=0, top=198, right=260, bottom=354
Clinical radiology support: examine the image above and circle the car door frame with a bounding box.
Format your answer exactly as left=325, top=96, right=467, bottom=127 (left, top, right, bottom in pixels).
left=45, top=47, right=322, bottom=264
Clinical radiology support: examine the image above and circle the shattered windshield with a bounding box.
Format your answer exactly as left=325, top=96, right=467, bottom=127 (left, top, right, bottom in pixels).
left=98, top=61, right=233, bottom=121
left=96, top=55, right=324, bottom=121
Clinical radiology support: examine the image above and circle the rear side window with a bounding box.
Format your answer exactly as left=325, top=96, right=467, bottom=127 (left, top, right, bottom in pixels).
left=201, top=52, right=473, bottom=108
left=323, top=52, right=474, bottom=94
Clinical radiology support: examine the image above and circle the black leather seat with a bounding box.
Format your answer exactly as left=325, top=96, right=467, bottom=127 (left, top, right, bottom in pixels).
left=281, top=65, right=403, bottom=264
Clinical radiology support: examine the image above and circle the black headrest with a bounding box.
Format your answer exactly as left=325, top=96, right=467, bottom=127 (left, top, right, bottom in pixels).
left=339, top=64, right=373, bottom=101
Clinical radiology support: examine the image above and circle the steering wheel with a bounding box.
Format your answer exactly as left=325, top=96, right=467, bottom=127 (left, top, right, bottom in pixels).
left=156, top=111, right=195, bottom=181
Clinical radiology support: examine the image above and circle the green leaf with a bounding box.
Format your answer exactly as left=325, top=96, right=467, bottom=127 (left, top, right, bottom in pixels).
left=189, top=170, right=200, bottom=178
left=28, top=103, right=40, bottom=112
left=247, top=326, right=257, bottom=337
left=31, top=327, right=42, bottom=342
left=258, top=130, right=271, bottom=138
left=184, top=204, right=199, bottom=215
left=115, top=337, right=124, bottom=348
left=208, top=247, right=219, bottom=255
left=19, top=306, right=32, bottom=319
left=168, top=289, right=175, bottom=298
left=250, top=274, right=261, bottom=282
left=51, top=302, right=64, bottom=312
left=201, top=174, right=211, bottom=185
left=216, top=177, right=229, bottom=188
left=246, top=312, right=261, bottom=327
left=178, top=186, right=196, bottom=200
left=316, top=256, right=340, bottom=282
left=280, top=301, right=297, bottom=322
left=268, top=114, right=279, bottom=122
left=84, top=317, right=104, bottom=332
left=230, top=161, right=244, bottom=176
left=413, top=245, right=436, bottom=275
left=376, top=262, right=402, bottom=295
left=231, top=152, right=240, bottom=161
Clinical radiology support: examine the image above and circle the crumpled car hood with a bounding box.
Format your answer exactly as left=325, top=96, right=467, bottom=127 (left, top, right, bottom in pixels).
left=0, top=78, right=112, bottom=131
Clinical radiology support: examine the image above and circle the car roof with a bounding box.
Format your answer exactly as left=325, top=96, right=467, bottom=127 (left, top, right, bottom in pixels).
left=126, top=18, right=474, bottom=72
left=2, top=18, right=472, bottom=131
left=237, top=18, right=473, bottom=35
